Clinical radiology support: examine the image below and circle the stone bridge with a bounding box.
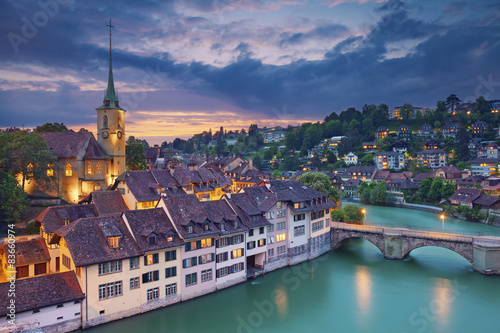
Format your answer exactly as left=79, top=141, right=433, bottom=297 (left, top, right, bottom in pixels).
left=331, top=222, right=500, bottom=275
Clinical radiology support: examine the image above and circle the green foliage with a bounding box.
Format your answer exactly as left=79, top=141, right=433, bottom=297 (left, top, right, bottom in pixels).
left=359, top=181, right=392, bottom=205
left=360, top=154, right=373, bottom=166
left=400, top=103, right=414, bottom=120
left=0, top=174, right=30, bottom=223
left=456, top=205, right=484, bottom=222
left=298, top=172, right=340, bottom=203
left=441, top=182, right=456, bottom=199
left=445, top=94, right=462, bottom=113
left=272, top=169, right=282, bottom=179
left=34, top=122, right=69, bottom=133
left=0, top=131, right=57, bottom=190
left=126, top=136, right=146, bottom=170
left=253, top=155, right=262, bottom=170
left=279, top=155, right=300, bottom=171
left=473, top=96, right=490, bottom=114
left=417, top=177, right=433, bottom=200
left=331, top=204, right=363, bottom=223
left=454, top=127, right=469, bottom=162
left=428, top=178, right=444, bottom=201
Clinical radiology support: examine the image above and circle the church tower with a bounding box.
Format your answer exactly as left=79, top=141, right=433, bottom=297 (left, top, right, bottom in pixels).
left=96, top=19, right=126, bottom=184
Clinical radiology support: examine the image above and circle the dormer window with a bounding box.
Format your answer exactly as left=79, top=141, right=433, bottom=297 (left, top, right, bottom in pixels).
left=62, top=219, right=70, bottom=226
left=234, top=220, right=239, bottom=228
left=204, top=223, right=210, bottom=231
left=148, top=234, right=157, bottom=246
left=109, top=237, right=120, bottom=249
left=220, top=223, right=225, bottom=231
left=166, top=233, right=173, bottom=242
left=187, top=225, right=194, bottom=233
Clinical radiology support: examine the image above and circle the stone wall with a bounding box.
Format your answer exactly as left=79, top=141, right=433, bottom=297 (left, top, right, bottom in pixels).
left=310, top=231, right=331, bottom=260
left=288, top=244, right=308, bottom=266
left=181, top=285, right=217, bottom=302
left=0, top=318, right=80, bottom=333
left=264, top=254, right=288, bottom=273
left=216, top=275, right=246, bottom=290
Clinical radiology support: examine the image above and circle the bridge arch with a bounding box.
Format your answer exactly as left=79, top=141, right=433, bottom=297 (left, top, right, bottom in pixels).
left=333, top=233, right=385, bottom=257
left=402, top=243, right=473, bottom=264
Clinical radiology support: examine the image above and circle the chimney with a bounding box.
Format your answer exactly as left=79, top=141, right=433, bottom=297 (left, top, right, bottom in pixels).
left=169, top=167, right=174, bottom=176
left=249, top=158, right=253, bottom=170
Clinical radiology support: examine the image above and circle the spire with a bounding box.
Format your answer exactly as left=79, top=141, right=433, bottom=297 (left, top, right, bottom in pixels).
left=98, top=18, right=125, bottom=111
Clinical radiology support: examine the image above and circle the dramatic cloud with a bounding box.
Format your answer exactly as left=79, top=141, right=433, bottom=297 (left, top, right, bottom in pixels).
left=0, top=0, right=499, bottom=143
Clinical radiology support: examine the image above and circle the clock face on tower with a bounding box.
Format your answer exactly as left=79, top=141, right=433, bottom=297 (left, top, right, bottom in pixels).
left=117, top=131, right=123, bottom=139
left=102, top=130, right=109, bottom=139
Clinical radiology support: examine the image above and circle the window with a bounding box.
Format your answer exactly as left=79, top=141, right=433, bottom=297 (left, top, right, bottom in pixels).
left=199, top=253, right=214, bottom=264
left=268, top=248, right=274, bottom=257
left=276, top=233, right=286, bottom=242
left=277, top=245, right=286, bottom=254
left=99, top=281, right=122, bottom=300
left=216, top=267, right=229, bottom=278
left=145, top=253, right=159, bottom=266
left=293, top=214, right=305, bottom=222
left=147, top=287, right=159, bottom=301
left=182, top=257, right=197, bottom=268
left=276, top=202, right=282, bottom=209
left=258, top=239, right=266, bottom=247
left=267, top=224, right=275, bottom=232
left=201, top=269, right=212, bottom=282
left=277, top=222, right=286, bottom=230
left=166, top=283, right=177, bottom=296
left=203, top=223, right=210, bottom=231
left=294, top=226, right=305, bottom=237
left=234, top=220, right=239, bottom=228
left=187, top=225, right=193, bottom=233
left=219, top=237, right=228, bottom=247
left=103, top=115, right=108, bottom=129
left=87, top=162, right=92, bottom=175
left=130, top=277, right=139, bottom=290
left=186, top=273, right=197, bottom=286
left=201, top=238, right=212, bottom=248
left=96, top=162, right=101, bottom=174
left=312, top=221, right=324, bottom=232
left=142, top=270, right=159, bottom=284
left=247, top=241, right=256, bottom=250
left=220, top=223, right=225, bottom=231
left=277, top=210, right=285, bottom=218
left=148, top=234, right=157, bottom=246
left=216, top=252, right=228, bottom=263
left=232, top=262, right=244, bottom=273
left=232, top=234, right=244, bottom=244
left=62, top=254, right=71, bottom=269
left=266, top=211, right=275, bottom=219
left=130, top=257, right=139, bottom=270
left=259, top=227, right=265, bottom=234
left=165, top=267, right=177, bottom=278
left=249, top=229, right=254, bottom=237
left=109, top=237, right=120, bottom=248
left=47, top=164, right=53, bottom=177
left=232, top=248, right=243, bottom=259
left=34, top=263, right=46, bottom=276
left=65, top=163, right=72, bottom=177
left=165, top=250, right=176, bottom=262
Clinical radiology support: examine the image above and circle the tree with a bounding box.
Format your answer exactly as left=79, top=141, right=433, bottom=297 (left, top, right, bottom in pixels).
left=441, top=182, right=456, bottom=200
left=473, top=96, right=491, bottom=114
left=298, top=172, right=340, bottom=204
left=253, top=155, right=262, bottom=170
left=326, top=150, right=338, bottom=165
left=126, top=136, right=146, bottom=170
left=360, top=154, right=373, bottom=166
left=272, top=170, right=282, bottom=179
left=428, top=178, right=444, bottom=201
left=0, top=174, right=30, bottom=223
left=454, top=127, right=469, bottom=162
left=0, top=131, right=57, bottom=190
left=34, top=122, right=69, bottom=133
left=400, top=103, right=414, bottom=120
left=279, top=155, right=300, bottom=171
left=418, top=177, right=433, bottom=200
left=445, top=94, right=462, bottom=113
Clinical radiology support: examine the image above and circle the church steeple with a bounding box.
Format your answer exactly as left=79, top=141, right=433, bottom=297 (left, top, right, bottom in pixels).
left=98, top=18, right=124, bottom=111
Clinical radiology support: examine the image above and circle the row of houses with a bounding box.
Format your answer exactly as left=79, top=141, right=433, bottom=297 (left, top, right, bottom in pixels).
left=0, top=181, right=335, bottom=332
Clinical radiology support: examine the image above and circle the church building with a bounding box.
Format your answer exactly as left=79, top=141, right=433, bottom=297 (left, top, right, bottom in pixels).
left=25, top=26, right=126, bottom=203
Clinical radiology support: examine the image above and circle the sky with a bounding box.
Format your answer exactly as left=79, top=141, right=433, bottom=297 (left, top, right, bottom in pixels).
left=0, top=0, right=499, bottom=144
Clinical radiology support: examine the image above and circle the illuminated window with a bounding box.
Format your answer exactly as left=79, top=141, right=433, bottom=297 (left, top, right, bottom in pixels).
left=65, top=164, right=72, bottom=177
left=109, top=237, right=120, bottom=248
left=96, top=162, right=101, bottom=174
left=276, top=233, right=286, bottom=242
left=201, top=238, right=212, bottom=248
left=46, top=164, right=53, bottom=177
left=232, top=248, right=243, bottom=258
left=87, top=162, right=92, bottom=175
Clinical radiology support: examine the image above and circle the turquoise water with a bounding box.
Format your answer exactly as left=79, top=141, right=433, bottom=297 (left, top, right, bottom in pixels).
left=83, top=206, right=500, bottom=333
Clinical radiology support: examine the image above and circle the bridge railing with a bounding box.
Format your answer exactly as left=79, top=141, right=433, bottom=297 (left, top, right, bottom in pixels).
left=357, top=221, right=498, bottom=237
left=331, top=222, right=500, bottom=245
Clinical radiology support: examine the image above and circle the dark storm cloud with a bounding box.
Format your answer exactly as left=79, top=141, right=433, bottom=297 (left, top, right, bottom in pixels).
left=1, top=0, right=499, bottom=129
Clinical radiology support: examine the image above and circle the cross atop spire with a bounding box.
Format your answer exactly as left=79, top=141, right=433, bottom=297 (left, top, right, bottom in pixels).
left=98, top=18, right=125, bottom=111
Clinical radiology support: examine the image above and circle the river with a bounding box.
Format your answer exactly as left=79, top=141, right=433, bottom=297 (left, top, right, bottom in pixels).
left=83, top=205, right=500, bottom=333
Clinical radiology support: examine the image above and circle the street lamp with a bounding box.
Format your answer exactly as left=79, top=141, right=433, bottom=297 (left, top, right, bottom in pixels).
left=440, top=214, right=445, bottom=233
left=361, top=209, right=366, bottom=224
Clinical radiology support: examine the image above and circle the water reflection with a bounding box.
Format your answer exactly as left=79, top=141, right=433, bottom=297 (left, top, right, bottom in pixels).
left=275, top=286, right=288, bottom=317
left=432, top=278, right=452, bottom=325
left=355, top=265, right=372, bottom=315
